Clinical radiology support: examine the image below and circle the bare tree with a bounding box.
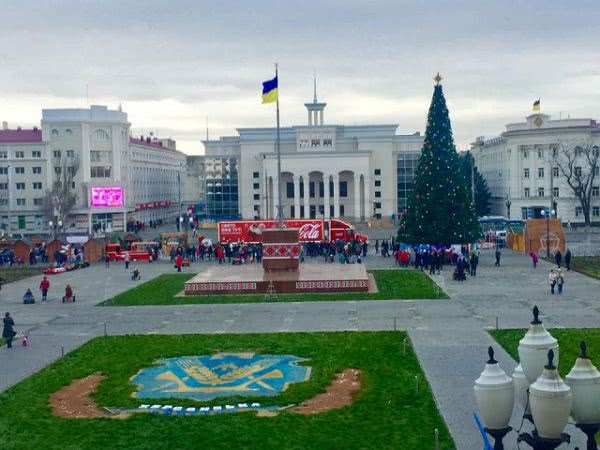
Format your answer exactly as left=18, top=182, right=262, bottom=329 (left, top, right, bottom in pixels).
left=552, top=141, right=600, bottom=226
left=43, top=156, right=80, bottom=229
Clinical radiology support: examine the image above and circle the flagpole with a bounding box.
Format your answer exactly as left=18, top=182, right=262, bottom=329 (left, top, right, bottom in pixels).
left=275, top=62, right=283, bottom=227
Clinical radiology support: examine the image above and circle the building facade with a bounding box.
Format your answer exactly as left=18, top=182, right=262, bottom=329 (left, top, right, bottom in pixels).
left=202, top=92, right=424, bottom=221
left=0, top=105, right=187, bottom=237
left=471, top=113, right=600, bottom=223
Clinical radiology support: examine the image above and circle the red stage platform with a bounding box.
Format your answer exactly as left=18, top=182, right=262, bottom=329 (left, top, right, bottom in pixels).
left=183, top=263, right=370, bottom=295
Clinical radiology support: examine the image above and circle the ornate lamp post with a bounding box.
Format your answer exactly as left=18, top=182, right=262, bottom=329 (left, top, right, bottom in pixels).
left=539, top=209, right=555, bottom=258
left=518, top=306, right=559, bottom=385
left=566, top=341, right=600, bottom=450
left=505, top=195, right=512, bottom=220
left=474, top=347, right=514, bottom=449
left=48, top=219, right=63, bottom=240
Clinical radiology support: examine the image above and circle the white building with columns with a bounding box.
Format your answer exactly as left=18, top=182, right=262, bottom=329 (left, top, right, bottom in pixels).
left=202, top=90, right=424, bottom=222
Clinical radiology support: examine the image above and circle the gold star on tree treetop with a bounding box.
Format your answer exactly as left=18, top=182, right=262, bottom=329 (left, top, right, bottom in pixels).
left=434, top=72, right=443, bottom=85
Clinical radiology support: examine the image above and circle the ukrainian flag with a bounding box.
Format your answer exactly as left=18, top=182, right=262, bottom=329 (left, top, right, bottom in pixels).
left=532, top=99, right=540, bottom=112
left=262, top=75, right=278, bottom=104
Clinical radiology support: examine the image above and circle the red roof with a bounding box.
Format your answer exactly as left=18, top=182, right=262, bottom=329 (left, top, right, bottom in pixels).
left=0, top=129, right=42, bottom=143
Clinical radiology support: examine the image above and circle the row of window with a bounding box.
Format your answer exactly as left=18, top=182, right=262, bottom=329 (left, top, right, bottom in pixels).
left=576, top=206, right=600, bottom=217
left=0, top=167, right=43, bottom=175
left=523, top=186, right=600, bottom=198
left=285, top=181, right=349, bottom=199
left=0, top=182, right=42, bottom=190
left=53, top=150, right=75, bottom=158
left=0, top=150, right=42, bottom=159
left=522, top=146, right=600, bottom=159
left=524, top=167, right=599, bottom=179
left=3, top=198, right=44, bottom=206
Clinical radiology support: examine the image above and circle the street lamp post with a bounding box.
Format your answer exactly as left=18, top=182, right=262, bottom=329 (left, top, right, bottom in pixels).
left=505, top=195, right=512, bottom=220
left=48, top=219, right=63, bottom=240
left=475, top=306, right=600, bottom=450
left=540, top=209, right=556, bottom=258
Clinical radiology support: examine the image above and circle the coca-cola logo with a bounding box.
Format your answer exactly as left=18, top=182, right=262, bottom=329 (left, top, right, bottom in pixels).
left=298, top=223, right=321, bottom=240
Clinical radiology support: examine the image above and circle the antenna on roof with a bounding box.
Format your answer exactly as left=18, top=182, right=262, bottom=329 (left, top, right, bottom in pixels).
left=206, top=115, right=209, bottom=141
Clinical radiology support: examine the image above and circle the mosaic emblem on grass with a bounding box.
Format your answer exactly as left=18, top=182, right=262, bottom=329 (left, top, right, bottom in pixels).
left=131, top=352, right=312, bottom=401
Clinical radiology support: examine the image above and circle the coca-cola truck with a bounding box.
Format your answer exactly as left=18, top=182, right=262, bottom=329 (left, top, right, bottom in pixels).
left=217, top=218, right=367, bottom=243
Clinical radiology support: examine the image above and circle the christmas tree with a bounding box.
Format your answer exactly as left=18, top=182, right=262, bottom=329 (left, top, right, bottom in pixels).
left=399, top=74, right=480, bottom=245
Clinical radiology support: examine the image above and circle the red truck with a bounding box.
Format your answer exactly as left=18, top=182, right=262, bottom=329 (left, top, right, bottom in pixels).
left=105, top=242, right=155, bottom=262
left=217, top=218, right=367, bottom=243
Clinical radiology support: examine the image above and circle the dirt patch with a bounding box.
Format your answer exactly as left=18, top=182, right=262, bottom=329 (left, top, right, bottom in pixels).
left=50, top=373, right=108, bottom=418
left=290, top=368, right=361, bottom=415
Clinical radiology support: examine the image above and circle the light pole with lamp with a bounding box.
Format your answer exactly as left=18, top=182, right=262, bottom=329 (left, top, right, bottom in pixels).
left=475, top=305, right=600, bottom=450
left=48, top=219, right=63, bottom=240
left=505, top=194, right=512, bottom=220
left=540, top=209, right=555, bottom=258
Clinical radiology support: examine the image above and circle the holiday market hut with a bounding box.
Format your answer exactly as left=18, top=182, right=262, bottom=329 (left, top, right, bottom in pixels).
left=46, top=239, right=63, bottom=264
left=83, top=238, right=105, bottom=263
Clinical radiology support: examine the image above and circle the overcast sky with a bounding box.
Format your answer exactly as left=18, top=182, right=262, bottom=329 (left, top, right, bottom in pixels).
left=1, top=0, right=599, bottom=154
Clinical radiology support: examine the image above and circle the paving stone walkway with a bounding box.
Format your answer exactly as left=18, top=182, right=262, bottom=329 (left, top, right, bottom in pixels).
left=1, top=249, right=599, bottom=449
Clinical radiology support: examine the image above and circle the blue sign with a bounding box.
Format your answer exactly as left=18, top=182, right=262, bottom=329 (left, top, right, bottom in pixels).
left=131, top=353, right=312, bottom=401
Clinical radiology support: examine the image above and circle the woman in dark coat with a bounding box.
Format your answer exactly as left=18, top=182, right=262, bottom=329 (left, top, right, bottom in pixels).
left=3, top=312, right=15, bottom=349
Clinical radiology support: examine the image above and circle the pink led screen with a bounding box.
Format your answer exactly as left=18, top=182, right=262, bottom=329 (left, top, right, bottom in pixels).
left=91, top=186, right=124, bottom=208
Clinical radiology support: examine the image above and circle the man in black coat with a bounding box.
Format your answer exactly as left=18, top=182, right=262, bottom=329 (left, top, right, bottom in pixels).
left=564, top=248, right=572, bottom=271
left=555, top=250, right=562, bottom=268
left=3, top=312, right=16, bottom=349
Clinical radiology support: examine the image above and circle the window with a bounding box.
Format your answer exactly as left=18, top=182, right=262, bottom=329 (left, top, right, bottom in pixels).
left=553, top=187, right=559, bottom=198
left=524, top=168, right=530, bottom=178
left=15, top=167, right=24, bottom=174
left=576, top=206, right=583, bottom=217
left=524, top=188, right=530, bottom=197
left=0, top=167, right=6, bottom=175
left=575, top=146, right=583, bottom=156
left=32, top=182, right=42, bottom=190
left=374, top=202, right=382, bottom=209
left=54, top=166, right=62, bottom=175
left=286, top=182, right=294, bottom=198
left=375, top=191, right=382, bottom=198
left=538, top=187, right=545, bottom=197
left=51, top=129, right=59, bottom=136
left=15, top=151, right=24, bottom=158
left=593, top=146, right=600, bottom=157
left=0, top=183, right=7, bottom=190
left=32, top=151, right=41, bottom=158
left=67, top=166, right=76, bottom=176
left=593, top=186, right=600, bottom=197
left=32, top=167, right=42, bottom=174
left=66, top=150, right=75, bottom=158
left=537, top=149, right=543, bottom=158
left=253, top=171, right=260, bottom=179
left=552, top=147, right=558, bottom=157
left=33, top=198, right=43, bottom=206
left=90, top=166, right=111, bottom=178
left=523, top=149, right=529, bottom=158
left=374, top=169, right=381, bottom=176
left=16, top=182, right=25, bottom=190
left=53, top=150, right=61, bottom=158
left=311, top=139, right=320, bottom=147
left=16, top=198, right=26, bottom=206
left=595, top=167, right=600, bottom=176
left=323, top=138, right=332, bottom=146
left=0, top=199, right=7, bottom=206
left=309, top=182, right=315, bottom=198
left=538, top=167, right=544, bottom=178
left=339, top=181, right=348, bottom=198
left=374, top=180, right=381, bottom=187
left=90, top=151, right=110, bottom=162
left=253, top=183, right=260, bottom=190
left=65, top=129, right=73, bottom=135
left=253, top=194, right=260, bottom=200
left=594, top=206, right=600, bottom=217
left=553, top=167, right=559, bottom=177
left=94, top=129, right=110, bottom=141
left=575, top=166, right=582, bottom=177
left=0, top=151, right=7, bottom=159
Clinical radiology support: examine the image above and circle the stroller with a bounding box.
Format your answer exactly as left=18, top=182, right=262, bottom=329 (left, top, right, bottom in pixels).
left=131, top=268, right=141, bottom=281
left=23, top=289, right=36, bottom=304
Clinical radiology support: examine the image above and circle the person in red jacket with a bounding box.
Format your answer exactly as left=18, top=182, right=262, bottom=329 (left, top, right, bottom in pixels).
left=175, top=254, right=183, bottom=272
left=39, top=276, right=50, bottom=303
left=216, top=245, right=225, bottom=264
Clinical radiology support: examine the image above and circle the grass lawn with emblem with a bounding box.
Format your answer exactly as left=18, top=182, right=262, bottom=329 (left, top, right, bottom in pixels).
left=490, top=328, right=600, bottom=378
left=0, top=332, right=454, bottom=450
left=100, top=269, right=447, bottom=306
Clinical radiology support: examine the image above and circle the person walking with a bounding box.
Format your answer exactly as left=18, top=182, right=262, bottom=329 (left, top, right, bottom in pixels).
left=175, top=254, right=183, bottom=272
left=3, top=312, right=16, bottom=349
left=470, top=252, right=479, bottom=277
left=124, top=252, right=130, bottom=270
left=565, top=248, right=572, bottom=271
left=105, top=254, right=110, bottom=268
left=375, top=240, right=379, bottom=255
left=557, top=269, right=565, bottom=294
left=495, top=248, right=501, bottom=266
left=529, top=252, right=538, bottom=268
left=549, top=269, right=558, bottom=295
left=39, top=276, right=50, bottom=303
left=554, top=250, right=562, bottom=268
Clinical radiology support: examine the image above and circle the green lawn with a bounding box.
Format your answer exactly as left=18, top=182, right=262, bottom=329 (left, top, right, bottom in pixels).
left=101, top=269, right=447, bottom=306
left=0, top=332, right=454, bottom=450
left=568, top=256, right=600, bottom=280
left=0, top=266, right=44, bottom=284
left=490, top=328, right=600, bottom=377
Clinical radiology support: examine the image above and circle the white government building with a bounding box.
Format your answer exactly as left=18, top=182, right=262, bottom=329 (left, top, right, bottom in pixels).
left=0, top=105, right=187, bottom=236
left=202, top=88, right=424, bottom=221
left=471, top=112, right=600, bottom=223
